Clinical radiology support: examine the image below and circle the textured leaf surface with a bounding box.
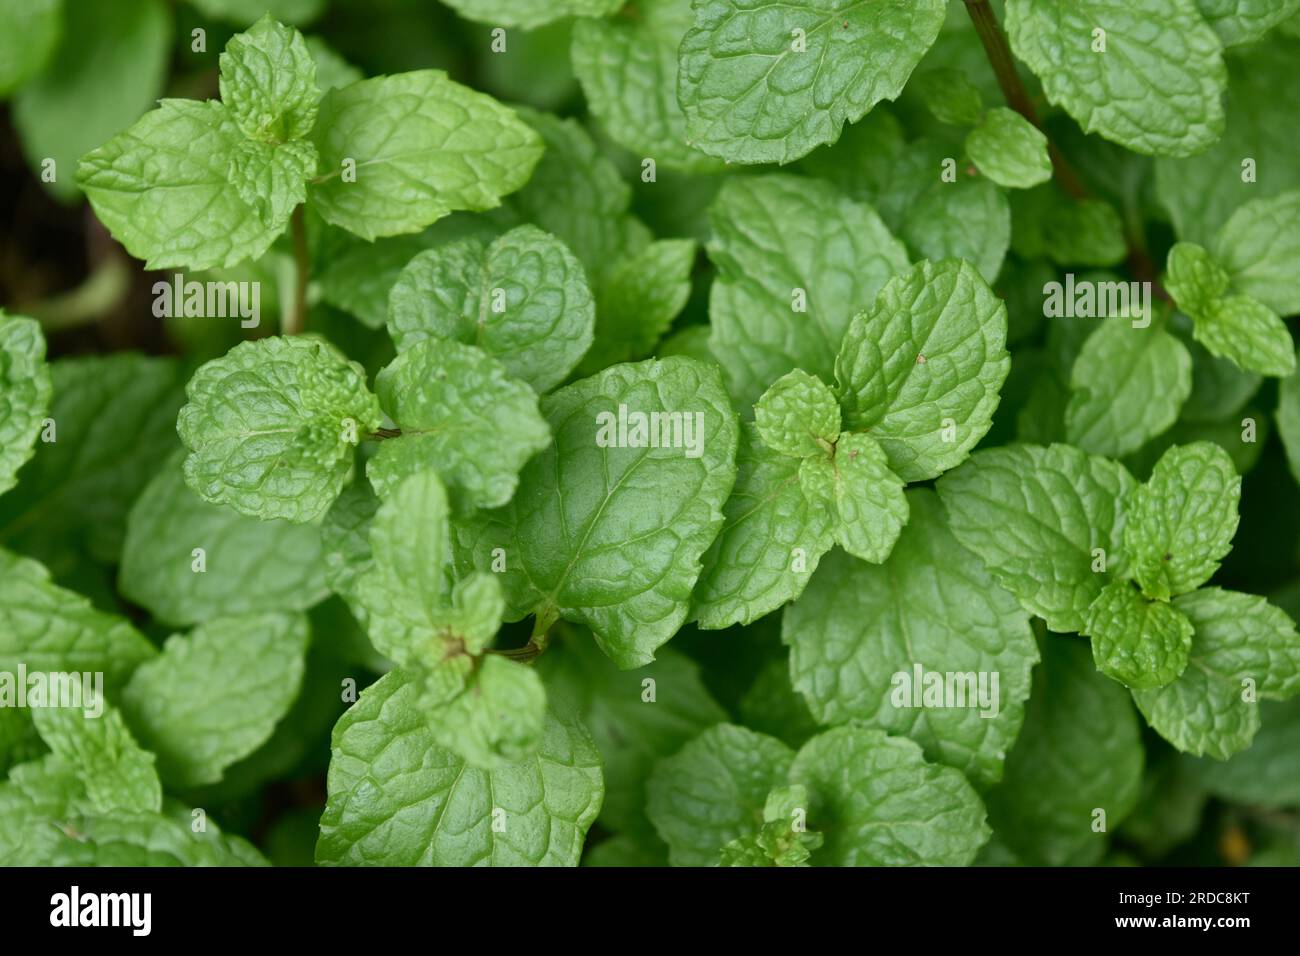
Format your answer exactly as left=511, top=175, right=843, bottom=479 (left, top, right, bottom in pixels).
left=784, top=491, right=1036, bottom=788
left=677, top=0, right=947, bottom=163
left=753, top=369, right=840, bottom=458
left=31, top=706, right=161, bottom=815
left=799, top=433, right=908, bottom=564
left=789, top=725, right=990, bottom=866
left=692, top=425, right=835, bottom=629
left=1122, top=441, right=1241, bottom=600
left=707, top=175, right=909, bottom=407
left=985, top=637, right=1144, bottom=866
left=1189, top=698, right=1300, bottom=807
left=219, top=14, right=319, bottom=142
left=1004, top=0, right=1227, bottom=157
left=1133, top=588, right=1300, bottom=759
left=317, top=668, right=603, bottom=866
left=310, top=71, right=543, bottom=240
left=937, top=443, right=1138, bottom=633
left=371, top=340, right=550, bottom=509
left=966, top=107, right=1052, bottom=189
left=646, top=723, right=793, bottom=866
left=0, top=313, right=51, bottom=495
left=1191, top=296, right=1295, bottom=377
left=834, top=258, right=1010, bottom=481
left=121, top=612, right=309, bottom=788
left=1213, top=191, right=1300, bottom=316
left=177, top=337, right=381, bottom=523
left=1065, top=320, right=1192, bottom=457
left=1083, top=580, right=1194, bottom=689
left=119, top=451, right=328, bottom=626
left=386, top=225, right=595, bottom=393
left=1195, top=0, right=1300, bottom=46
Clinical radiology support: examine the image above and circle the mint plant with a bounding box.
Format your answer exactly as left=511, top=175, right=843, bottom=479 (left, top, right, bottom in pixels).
left=2, top=0, right=1300, bottom=869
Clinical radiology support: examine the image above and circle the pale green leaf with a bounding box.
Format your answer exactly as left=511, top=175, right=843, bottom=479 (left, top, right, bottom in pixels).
left=966, top=107, right=1052, bottom=189
left=753, top=369, right=840, bottom=458
left=1213, top=191, right=1300, bottom=316
left=1195, top=0, right=1300, bottom=46
left=1191, top=296, right=1295, bottom=378
left=31, top=706, right=161, bottom=814
left=0, top=312, right=51, bottom=495
left=1083, top=580, right=1194, bottom=688
left=0, top=0, right=61, bottom=96
left=911, top=67, right=984, bottom=126
left=419, top=655, right=547, bottom=769
left=219, top=14, right=319, bottom=143
left=799, top=434, right=908, bottom=564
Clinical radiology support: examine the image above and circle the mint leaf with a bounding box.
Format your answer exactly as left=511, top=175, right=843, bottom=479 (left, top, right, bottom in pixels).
left=13, top=0, right=170, bottom=203
left=692, top=424, right=835, bottom=629
left=1189, top=698, right=1300, bottom=807
left=189, top=0, right=323, bottom=24
left=0, top=550, right=156, bottom=690
left=937, top=443, right=1138, bottom=633
left=966, top=107, right=1052, bottom=189
left=317, top=669, right=603, bottom=866
left=902, top=175, right=1011, bottom=285
left=458, top=357, right=738, bottom=669
left=1123, top=441, right=1241, bottom=600
left=1011, top=188, right=1128, bottom=267
left=1133, top=588, right=1300, bottom=758
left=439, top=0, right=621, bottom=29
left=47, top=809, right=268, bottom=867
left=784, top=491, right=1036, bottom=789
left=707, top=175, right=909, bottom=407
left=309, top=71, right=543, bottom=240
left=539, top=637, right=726, bottom=835
left=570, top=0, right=719, bottom=172
left=677, top=0, right=947, bottom=164
left=834, top=258, right=1010, bottom=481
left=1083, top=580, right=1195, bottom=688
left=645, top=723, right=794, bottom=867
left=31, top=706, right=161, bottom=815
left=912, top=67, right=985, bottom=127
left=753, top=370, right=840, bottom=458
left=0, top=312, right=51, bottom=495
left=799, top=434, right=909, bottom=564
left=1279, top=353, right=1300, bottom=487
left=370, top=340, right=549, bottom=509
left=177, top=336, right=381, bottom=523
left=121, top=612, right=309, bottom=788
left=1191, top=297, right=1296, bottom=378
left=420, top=655, right=547, bottom=770
left=386, top=225, right=595, bottom=394
left=319, top=481, right=380, bottom=621
left=985, top=637, right=1144, bottom=866
left=1195, top=0, right=1300, bottom=46
left=1213, top=191, right=1300, bottom=316
left=219, top=14, right=319, bottom=143
left=79, top=100, right=292, bottom=271
left=720, top=784, right=824, bottom=867
left=1165, top=241, right=1231, bottom=315
left=789, top=725, right=990, bottom=866
left=119, top=451, right=329, bottom=626
left=1065, top=319, right=1193, bottom=457
left=0, top=0, right=61, bottom=96
left=1004, top=0, right=1227, bottom=157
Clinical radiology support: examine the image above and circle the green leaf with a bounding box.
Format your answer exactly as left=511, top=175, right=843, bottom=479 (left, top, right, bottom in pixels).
left=911, top=67, right=985, bottom=127
left=937, top=443, right=1138, bottom=633
left=1179, top=328, right=1262, bottom=424
left=121, top=612, right=309, bottom=788
left=645, top=723, right=794, bottom=866
left=227, top=138, right=317, bottom=226
left=31, top=706, right=161, bottom=814
left=984, top=636, right=1144, bottom=866
left=1195, top=0, right=1300, bottom=46
left=784, top=490, right=1036, bottom=789
left=219, top=14, right=319, bottom=143
left=901, top=172, right=1011, bottom=285
left=691, top=424, right=835, bottom=629
left=1188, top=698, right=1300, bottom=807
left=1123, top=441, right=1241, bottom=600
left=1279, top=353, right=1300, bottom=487
left=570, top=0, right=719, bottom=171
left=834, top=258, right=1010, bottom=481
left=966, top=107, right=1052, bottom=189
left=720, top=784, right=824, bottom=867
left=1191, top=296, right=1296, bottom=378
left=420, top=655, right=547, bottom=770
left=0, top=0, right=61, bottom=96
left=1004, top=0, right=1227, bottom=157
left=386, top=225, right=595, bottom=394
left=13, top=0, right=170, bottom=203
left=1083, top=580, right=1195, bottom=688
left=707, top=175, right=910, bottom=407
left=309, top=71, right=543, bottom=240
left=319, top=481, right=380, bottom=619
left=1134, top=588, right=1300, bottom=758
left=1011, top=189, right=1128, bottom=267
left=799, top=434, right=909, bottom=564
left=539, top=636, right=727, bottom=835
left=79, top=100, right=292, bottom=271
left=370, top=340, right=550, bottom=509
left=677, top=0, right=947, bottom=164
left=753, top=369, right=840, bottom=458
left=1213, top=191, right=1300, bottom=316
left=189, top=0, right=323, bottom=24
left=457, top=357, right=739, bottom=669
left=317, top=668, right=603, bottom=866
left=1165, top=241, right=1231, bottom=316
left=439, top=0, right=621, bottom=29
left=789, top=725, right=990, bottom=866
left=119, top=450, right=329, bottom=627
left=1065, top=319, right=1193, bottom=457
left=177, top=336, right=381, bottom=524
left=0, top=313, right=51, bottom=496
left=46, top=810, right=269, bottom=866
left=0, top=549, right=156, bottom=690
left=306, top=36, right=363, bottom=92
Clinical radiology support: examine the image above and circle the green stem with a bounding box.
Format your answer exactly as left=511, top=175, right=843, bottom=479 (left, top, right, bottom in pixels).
left=488, top=608, right=557, bottom=664
left=286, top=205, right=309, bottom=335
left=19, top=256, right=131, bottom=332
